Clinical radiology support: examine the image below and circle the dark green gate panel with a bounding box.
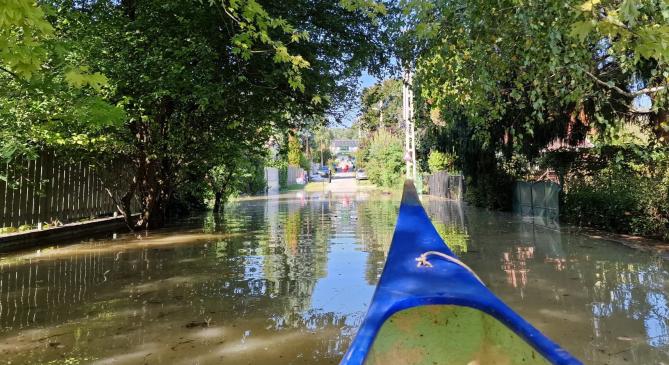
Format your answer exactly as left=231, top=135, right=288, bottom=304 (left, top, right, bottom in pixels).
left=513, top=181, right=560, bottom=226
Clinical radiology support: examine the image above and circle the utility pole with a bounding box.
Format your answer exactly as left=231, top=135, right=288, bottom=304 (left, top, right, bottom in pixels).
left=378, top=99, right=384, bottom=129
left=402, top=67, right=416, bottom=180
left=402, top=68, right=410, bottom=178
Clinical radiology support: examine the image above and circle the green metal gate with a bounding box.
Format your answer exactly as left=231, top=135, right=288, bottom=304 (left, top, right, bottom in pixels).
left=513, top=181, right=560, bottom=225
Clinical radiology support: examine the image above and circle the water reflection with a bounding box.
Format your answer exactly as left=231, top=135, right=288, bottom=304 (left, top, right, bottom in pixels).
left=0, top=192, right=666, bottom=364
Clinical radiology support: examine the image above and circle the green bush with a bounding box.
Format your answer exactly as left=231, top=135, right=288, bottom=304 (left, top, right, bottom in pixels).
left=464, top=172, right=514, bottom=210
left=287, top=134, right=303, bottom=166
left=238, top=162, right=267, bottom=195
left=299, top=154, right=311, bottom=172
left=18, top=224, right=34, bottom=232
left=427, top=150, right=456, bottom=173
left=563, top=169, right=669, bottom=239
left=363, top=129, right=404, bottom=188
left=557, top=146, right=669, bottom=240
left=279, top=166, right=288, bottom=188
left=0, top=226, right=18, bottom=234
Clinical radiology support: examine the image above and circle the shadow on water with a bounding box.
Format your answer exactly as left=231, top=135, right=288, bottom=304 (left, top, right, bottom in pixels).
left=0, top=191, right=666, bottom=364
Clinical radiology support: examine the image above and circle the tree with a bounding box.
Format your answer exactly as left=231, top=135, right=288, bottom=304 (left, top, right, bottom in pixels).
left=0, top=0, right=53, bottom=79
left=287, top=134, right=303, bottom=166
left=573, top=0, right=669, bottom=139
left=395, top=0, right=669, bottom=207
left=0, top=0, right=126, bottom=161
left=359, top=129, right=404, bottom=188
left=312, top=126, right=332, bottom=166
left=358, top=79, right=402, bottom=131
left=2, top=0, right=391, bottom=229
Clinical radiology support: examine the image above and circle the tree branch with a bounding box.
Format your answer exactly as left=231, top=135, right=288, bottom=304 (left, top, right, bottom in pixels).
left=0, top=66, right=20, bottom=80
left=582, top=68, right=666, bottom=97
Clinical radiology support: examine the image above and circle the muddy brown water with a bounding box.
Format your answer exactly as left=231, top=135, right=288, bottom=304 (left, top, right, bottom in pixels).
left=0, top=191, right=667, bottom=364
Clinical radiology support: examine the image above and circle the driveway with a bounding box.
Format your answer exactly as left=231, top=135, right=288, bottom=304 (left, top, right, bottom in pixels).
left=327, top=172, right=358, bottom=192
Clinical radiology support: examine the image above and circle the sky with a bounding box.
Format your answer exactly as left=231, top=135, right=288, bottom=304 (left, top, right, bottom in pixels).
left=337, top=70, right=380, bottom=128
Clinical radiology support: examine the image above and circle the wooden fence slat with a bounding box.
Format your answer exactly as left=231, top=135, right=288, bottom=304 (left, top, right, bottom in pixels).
left=77, top=162, right=84, bottom=220
left=72, top=162, right=78, bottom=220
left=65, top=163, right=72, bottom=221
left=0, top=162, right=7, bottom=227
left=92, top=167, right=98, bottom=216
left=53, top=158, right=61, bottom=223
left=97, top=169, right=103, bottom=217
left=82, top=165, right=88, bottom=219
left=17, top=161, right=29, bottom=227
left=75, top=161, right=84, bottom=219
left=83, top=163, right=90, bottom=219
left=92, top=170, right=98, bottom=217
left=105, top=167, right=111, bottom=214
left=76, top=161, right=83, bottom=219
left=25, top=159, right=35, bottom=226
left=85, top=165, right=92, bottom=218
left=70, top=162, right=77, bottom=220
left=6, top=164, right=15, bottom=227
left=59, top=160, right=67, bottom=222
left=24, top=160, right=37, bottom=225
left=73, top=162, right=80, bottom=220
left=33, top=156, right=43, bottom=225
left=11, top=164, right=22, bottom=228
left=39, top=153, right=53, bottom=224
left=53, top=156, right=62, bottom=224
left=60, top=158, right=67, bottom=222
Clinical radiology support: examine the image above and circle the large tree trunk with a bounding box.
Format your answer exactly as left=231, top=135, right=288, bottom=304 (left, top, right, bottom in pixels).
left=133, top=97, right=174, bottom=230
left=212, top=166, right=235, bottom=214
left=119, top=180, right=137, bottom=229
left=213, top=191, right=223, bottom=213
left=101, top=174, right=137, bottom=231
left=135, top=156, right=170, bottom=229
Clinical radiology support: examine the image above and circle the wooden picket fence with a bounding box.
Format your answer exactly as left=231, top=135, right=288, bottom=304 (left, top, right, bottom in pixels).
left=0, top=152, right=138, bottom=229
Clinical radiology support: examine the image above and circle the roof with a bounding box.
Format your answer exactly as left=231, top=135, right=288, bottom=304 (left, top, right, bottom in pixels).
left=543, top=137, right=594, bottom=152
left=331, top=139, right=358, bottom=148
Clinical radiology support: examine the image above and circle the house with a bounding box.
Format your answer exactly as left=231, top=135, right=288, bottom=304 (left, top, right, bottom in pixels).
left=330, top=139, right=358, bottom=154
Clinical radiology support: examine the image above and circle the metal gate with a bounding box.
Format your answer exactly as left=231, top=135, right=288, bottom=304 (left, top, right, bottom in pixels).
left=513, top=181, right=560, bottom=225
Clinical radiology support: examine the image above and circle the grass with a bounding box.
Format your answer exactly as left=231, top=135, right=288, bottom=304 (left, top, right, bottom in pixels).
left=363, top=180, right=405, bottom=194
left=356, top=179, right=374, bottom=187
left=279, top=183, right=305, bottom=192
left=305, top=181, right=329, bottom=192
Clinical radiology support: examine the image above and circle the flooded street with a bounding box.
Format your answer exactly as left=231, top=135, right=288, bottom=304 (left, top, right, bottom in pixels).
left=0, top=191, right=667, bottom=364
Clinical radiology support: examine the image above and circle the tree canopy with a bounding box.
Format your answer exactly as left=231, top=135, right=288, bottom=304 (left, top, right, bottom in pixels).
left=389, top=0, right=668, bottom=208
left=1, top=0, right=391, bottom=228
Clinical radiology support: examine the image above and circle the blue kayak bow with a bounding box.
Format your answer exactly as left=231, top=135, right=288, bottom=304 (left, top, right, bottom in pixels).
left=341, top=181, right=582, bottom=365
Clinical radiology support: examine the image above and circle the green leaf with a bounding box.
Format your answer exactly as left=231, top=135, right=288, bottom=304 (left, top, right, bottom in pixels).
left=620, top=0, right=641, bottom=24
left=571, top=20, right=595, bottom=42
left=580, top=0, right=601, bottom=12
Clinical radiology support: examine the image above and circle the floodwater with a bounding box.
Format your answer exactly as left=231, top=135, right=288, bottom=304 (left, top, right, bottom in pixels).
left=0, top=190, right=667, bottom=364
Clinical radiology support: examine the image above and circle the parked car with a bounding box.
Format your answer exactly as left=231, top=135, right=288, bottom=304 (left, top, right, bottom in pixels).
left=318, top=167, right=330, bottom=177
left=355, top=168, right=368, bottom=180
